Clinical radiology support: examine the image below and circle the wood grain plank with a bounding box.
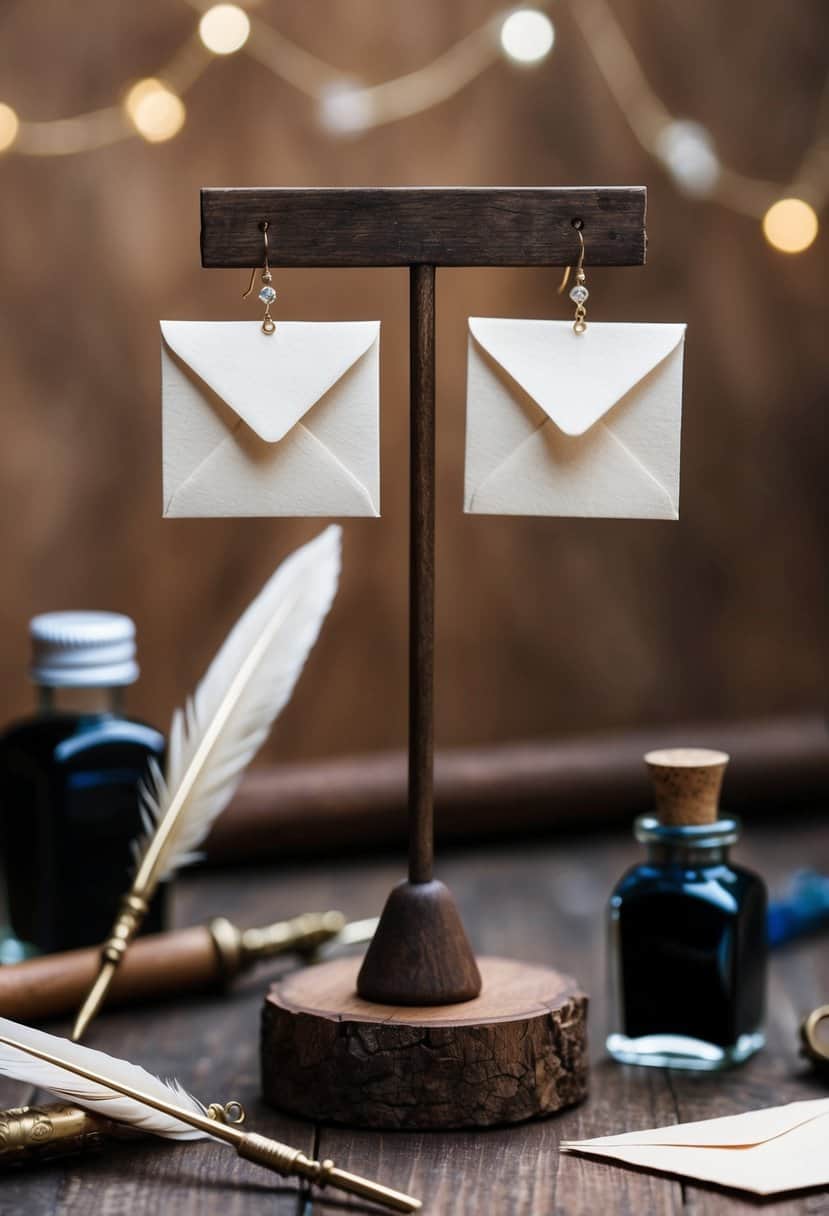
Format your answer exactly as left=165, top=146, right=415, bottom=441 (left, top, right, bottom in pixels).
left=1, top=823, right=826, bottom=1214
left=312, top=1062, right=684, bottom=1216
left=200, top=187, right=646, bottom=267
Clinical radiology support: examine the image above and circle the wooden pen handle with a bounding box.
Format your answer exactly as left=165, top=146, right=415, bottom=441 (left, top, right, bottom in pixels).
left=0, top=925, right=220, bottom=1022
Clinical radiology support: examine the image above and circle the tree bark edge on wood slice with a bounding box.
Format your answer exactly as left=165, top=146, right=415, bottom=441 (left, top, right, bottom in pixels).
left=261, top=956, right=589, bottom=1129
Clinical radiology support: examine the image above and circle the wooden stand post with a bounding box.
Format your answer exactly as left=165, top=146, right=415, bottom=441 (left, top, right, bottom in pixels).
left=408, top=263, right=436, bottom=887
left=201, top=186, right=646, bottom=1124
left=356, top=262, right=482, bottom=1003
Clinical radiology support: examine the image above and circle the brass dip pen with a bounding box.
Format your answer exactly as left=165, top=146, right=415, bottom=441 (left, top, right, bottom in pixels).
left=0, top=1034, right=420, bottom=1212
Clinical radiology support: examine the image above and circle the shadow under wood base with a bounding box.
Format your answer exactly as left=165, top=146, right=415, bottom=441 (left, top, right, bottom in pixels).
left=261, top=955, right=589, bottom=1129
left=355, top=878, right=482, bottom=1004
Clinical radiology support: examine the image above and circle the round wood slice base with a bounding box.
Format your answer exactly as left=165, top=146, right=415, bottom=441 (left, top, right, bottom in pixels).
left=261, top=956, right=588, bottom=1129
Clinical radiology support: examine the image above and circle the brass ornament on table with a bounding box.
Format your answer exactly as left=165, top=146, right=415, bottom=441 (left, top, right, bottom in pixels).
left=241, top=220, right=277, bottom=334
left=800, top=1004, right=829, bottom=1076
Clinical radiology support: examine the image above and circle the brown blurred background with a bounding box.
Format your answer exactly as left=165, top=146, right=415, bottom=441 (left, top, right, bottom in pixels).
left=0, top=1, right=826, bottom=766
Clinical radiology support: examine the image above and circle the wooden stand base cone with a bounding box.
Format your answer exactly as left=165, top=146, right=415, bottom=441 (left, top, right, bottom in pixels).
left=356, top=879, right=481, bottom=1004
left=262, top=955, right=588, bottom=1129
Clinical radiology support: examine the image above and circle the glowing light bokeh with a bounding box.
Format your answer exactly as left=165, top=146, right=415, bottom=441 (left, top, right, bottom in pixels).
left=500, top=10, right=555, bottom=64
left=318, top=80, right=374, bottom=135
left=124, top=79, right=186, bottom=142
left=198, top=5, right=251, bottom=55
left=762, top=197, right=819, bottom=253
left=656, top=120, right=720, bottom=197
left=0, top=103, right=20, bottom=154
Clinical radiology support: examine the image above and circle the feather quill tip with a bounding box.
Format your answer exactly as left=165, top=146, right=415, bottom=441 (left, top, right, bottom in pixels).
left=71, top=959, right=118, bottom=1042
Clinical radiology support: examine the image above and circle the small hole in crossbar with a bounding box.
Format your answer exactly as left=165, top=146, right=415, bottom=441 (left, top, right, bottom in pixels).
left=571, top=217, right=584, bottom=230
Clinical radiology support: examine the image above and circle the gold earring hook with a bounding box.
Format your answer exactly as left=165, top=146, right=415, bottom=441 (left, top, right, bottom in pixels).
left=557, top=225, right=585, bottom=294
left=242, top=222, right=276, bottom=334
left=242, top=222, right=271, bottom=298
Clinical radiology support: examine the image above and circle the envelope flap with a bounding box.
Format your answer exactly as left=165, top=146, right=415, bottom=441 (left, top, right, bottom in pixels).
left=160, top=320, right=379, bottom=442
left=565, top=1099, right=829, bottom=1151
left=469, top=318, right=685, bottom=436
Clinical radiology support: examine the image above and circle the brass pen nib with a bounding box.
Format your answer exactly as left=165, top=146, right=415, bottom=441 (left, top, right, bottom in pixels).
left=72, top=960, right=118, bottom=1042
left=73, top=890, right=149, bottom=1040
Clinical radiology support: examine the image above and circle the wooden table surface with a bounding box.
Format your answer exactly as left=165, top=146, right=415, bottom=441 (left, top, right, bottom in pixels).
left=1, top=820, right=827, bottom=1215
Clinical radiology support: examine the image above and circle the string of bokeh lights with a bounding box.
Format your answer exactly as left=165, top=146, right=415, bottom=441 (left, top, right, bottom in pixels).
left=0, top=1, right=824, bottom=255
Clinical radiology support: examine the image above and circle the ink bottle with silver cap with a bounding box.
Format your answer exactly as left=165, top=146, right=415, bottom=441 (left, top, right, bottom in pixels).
left=0, top=612, right=166, bottom=956
left=607, top=748, right=767, bottom=1070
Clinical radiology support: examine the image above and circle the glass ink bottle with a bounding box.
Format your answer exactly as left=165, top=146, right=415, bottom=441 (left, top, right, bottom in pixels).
left=0, top=612, right=167, bottom=956
left=607, top=748, right=767, bottom=1070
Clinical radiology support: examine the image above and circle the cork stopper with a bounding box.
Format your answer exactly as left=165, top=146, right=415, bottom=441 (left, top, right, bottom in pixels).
left=644, top=748, right=730, bottom=826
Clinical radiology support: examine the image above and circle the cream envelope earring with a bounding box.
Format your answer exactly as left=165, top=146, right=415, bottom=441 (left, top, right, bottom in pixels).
left=161, top=221, right=380, bottom=518
left=464, top=223, right=685, bottom=519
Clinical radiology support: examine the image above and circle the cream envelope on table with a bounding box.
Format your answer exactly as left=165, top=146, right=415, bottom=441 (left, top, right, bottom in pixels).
left=161, top=320, right=380, bottom=517
left=465, top=318, right=685, bottom=518
left=562, top=1098, right=829, bottom=1196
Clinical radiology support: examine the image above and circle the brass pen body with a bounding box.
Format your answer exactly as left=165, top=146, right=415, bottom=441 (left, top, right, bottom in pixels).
left=0, top=1103, right=139, bottom=1166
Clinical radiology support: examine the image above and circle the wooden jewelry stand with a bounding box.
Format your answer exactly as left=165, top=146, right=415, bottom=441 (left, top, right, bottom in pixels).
left=201, top=186, right=646, bottom=1128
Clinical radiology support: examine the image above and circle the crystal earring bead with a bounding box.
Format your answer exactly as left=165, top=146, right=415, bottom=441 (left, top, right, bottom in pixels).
left=571, top=267, right=588, bottom=334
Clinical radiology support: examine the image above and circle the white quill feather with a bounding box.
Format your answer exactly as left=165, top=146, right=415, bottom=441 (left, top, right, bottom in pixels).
left=0, top=1017, right=208, bottom=1140
left=135, top=523, right=342, bottom=883
left=73, top=525, right=342, bottom=1041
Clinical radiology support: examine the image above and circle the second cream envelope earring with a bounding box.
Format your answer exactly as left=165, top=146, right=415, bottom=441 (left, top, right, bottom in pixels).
left=464, top=222, right=686, bottom=519
left=161, top=221, right=381, bottom=518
